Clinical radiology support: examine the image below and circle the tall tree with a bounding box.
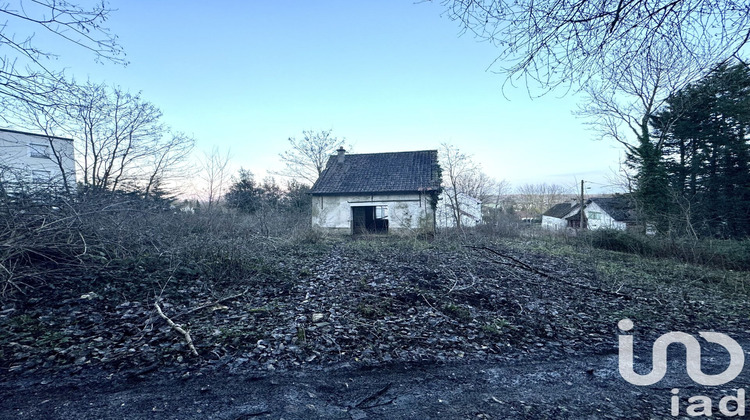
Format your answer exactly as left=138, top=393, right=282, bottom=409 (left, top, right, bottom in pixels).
left=277, top=129, right=346, bottom=185
left=652, top=62, right=750, bottom=238
left=198, top=147, right=231, bottom=210
left=5, top=79, right=195, bottom=195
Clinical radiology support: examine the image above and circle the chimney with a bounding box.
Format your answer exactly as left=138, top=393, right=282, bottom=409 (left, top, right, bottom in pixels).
left=337, top=146, right=346, bottom=163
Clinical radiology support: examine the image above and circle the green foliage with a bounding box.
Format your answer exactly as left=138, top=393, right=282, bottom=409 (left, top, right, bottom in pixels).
left=224, top=169, right=264, bottom=213
left=482, top=318, right=514, bottom=338
left=583, top=230, right=750, bottom=271
left=650, top=62, right=750, bottom=238
left=442, top=303, right=472, bottom=321
left=586, top=229, right=656, bottom=256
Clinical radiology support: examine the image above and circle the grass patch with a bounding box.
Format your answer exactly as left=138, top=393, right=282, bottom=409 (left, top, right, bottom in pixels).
left=442, top=303, right=472, bottom=321
left=482, top=318, right=514, bottom=339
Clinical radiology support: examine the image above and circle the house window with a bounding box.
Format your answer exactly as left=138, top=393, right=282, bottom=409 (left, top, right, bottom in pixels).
left=588, top=211, right=601, bottom=220
left=29, top=143, right=50, bottom=158
left=31, top=170, right=51, bottom=183
left=375, top=205, right=388, bottom=220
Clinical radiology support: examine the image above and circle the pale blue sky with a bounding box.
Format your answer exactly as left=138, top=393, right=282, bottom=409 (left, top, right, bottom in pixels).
left=50, top=0, right=624, bottom=193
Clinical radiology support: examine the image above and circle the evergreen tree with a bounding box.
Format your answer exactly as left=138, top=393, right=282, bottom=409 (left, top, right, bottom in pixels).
left=652, top=63, right=750, bottom=238
left=224, top=169, right=263, bottom=213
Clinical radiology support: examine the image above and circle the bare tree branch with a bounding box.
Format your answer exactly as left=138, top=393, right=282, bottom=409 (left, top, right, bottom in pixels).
left=276, top=129, right=346, bottom=185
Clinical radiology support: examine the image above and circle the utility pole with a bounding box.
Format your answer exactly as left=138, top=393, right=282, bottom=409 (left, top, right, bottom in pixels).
left=580, top=179, right=585, bottom=230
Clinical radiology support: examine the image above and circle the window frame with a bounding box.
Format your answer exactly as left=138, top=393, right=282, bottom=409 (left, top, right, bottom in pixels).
left=28, top=143, right=50, bottom=159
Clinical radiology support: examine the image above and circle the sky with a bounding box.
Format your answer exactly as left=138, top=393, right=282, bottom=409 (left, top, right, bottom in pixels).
left=19, top=0, right=627, bottom=194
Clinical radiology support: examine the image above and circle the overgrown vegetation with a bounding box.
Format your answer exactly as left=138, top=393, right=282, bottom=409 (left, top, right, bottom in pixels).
left=581, top=229, right=750, bottom=271
left=1, top=188, right=747, bottom=378
left=0, top=188, right=315, bottom=297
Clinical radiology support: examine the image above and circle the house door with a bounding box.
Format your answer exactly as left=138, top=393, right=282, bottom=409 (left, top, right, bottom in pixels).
left=352, top=207, right=368, bottom=234
left=352, top=206, right=388, bottom=235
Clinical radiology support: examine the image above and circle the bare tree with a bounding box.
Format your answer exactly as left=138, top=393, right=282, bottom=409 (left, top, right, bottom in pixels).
left=440, top=143, right=497, bottom=229
left=578, top=49, right=699, bottom=155
left=198, top=147, right=232, bottom=210
left=488, top=179, right=512, bottom=212
left=63, top=81, right=194, bottom=193
left=0, top=1, right=124, bottom=107
left=438, top=0, right=750, bottom=92
left=515, top=183, right=571, bottom=217
left=277, top=129, right=346, bottom=185
left=142, top=131, right=195, bottom=197
left=73, top=83, right=165, bottom=190
left=6, top=79, right=194, bottom=195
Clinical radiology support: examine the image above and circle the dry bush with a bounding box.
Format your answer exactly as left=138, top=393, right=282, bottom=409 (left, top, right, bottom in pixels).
left=0, top=187, right=318, bottom=299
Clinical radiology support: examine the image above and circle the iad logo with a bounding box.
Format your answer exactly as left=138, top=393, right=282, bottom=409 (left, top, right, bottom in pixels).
left=618, top=318, right=744, bottom=386
left=617, top=319, right=747, bottom=417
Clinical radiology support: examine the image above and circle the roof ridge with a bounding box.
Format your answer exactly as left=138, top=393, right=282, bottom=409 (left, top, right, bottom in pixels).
left=339, top=149, right=437, bottom=156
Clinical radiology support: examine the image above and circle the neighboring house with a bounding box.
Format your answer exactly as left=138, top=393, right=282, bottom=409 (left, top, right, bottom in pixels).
left=584, top=197, right=638, bottom=230
left=541, top=199, right=580, bottom=230
left=436, top=190, right=482, bottom=228
left=0, top=128, right=76, bottom=193
left=309, top=148, right=441, bottom=235
left=541, top=196, right=638, bottom=231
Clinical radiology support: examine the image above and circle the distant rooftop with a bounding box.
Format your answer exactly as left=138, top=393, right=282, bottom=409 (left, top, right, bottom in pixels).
left=543, top=201, right=578, bottom=218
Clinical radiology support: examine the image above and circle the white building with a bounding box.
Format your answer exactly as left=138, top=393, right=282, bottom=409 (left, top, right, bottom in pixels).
left=542, top=197, right=637, bottom=231
left=0, top=128, right=76, bottom=194
left=436, top=190, right=482, bottom=228
left=541, top=199, right=580, bottom=230
left=309, top=148, right=441, bottom=235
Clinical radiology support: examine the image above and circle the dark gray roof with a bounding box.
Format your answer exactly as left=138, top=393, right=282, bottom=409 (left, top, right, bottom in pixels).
left=589, top=196, right=636, bottom=222
left=543, top=202, right=578, bottom=218
left=310, top=150, right=441, bottom=195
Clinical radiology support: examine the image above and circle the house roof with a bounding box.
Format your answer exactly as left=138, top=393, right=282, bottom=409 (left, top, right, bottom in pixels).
left=588, top=196, right=636, bottom=222
left=310, top=150, right=441, bottom=195
left=543, top=202, right=579, bottom=218
left=0, top=128, right=73, bottom=142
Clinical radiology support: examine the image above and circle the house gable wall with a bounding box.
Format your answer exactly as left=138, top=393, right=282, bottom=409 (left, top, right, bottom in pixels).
left=436, top=191, right=482, bottom=228
left=585, top=201, right=626, bottom=230
left=312, top=192, right=435, bottom=234
left=0, top=130, right=76, bottom=192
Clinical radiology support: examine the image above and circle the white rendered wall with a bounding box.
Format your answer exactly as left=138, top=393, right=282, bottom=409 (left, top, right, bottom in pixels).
left=311, top=193, right=435, bottom=234
left=0, top=131, right=76, bottom=192
left=436, top=192, right=482, bottom=228
left=585, top=202, right=626, bottom=230
left=541, top=215, right=568, bottom=230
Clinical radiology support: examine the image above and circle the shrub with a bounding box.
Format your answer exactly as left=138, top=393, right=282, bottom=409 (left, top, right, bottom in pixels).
left=581, top=229, right=750, bottom=271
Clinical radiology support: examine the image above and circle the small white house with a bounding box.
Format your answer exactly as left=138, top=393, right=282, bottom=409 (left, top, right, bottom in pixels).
left=0, top=128, right=76, bottom=193
left=309, top=148, right=441, bottom=235
left=542, top=196, right=637, bottom=231
left=541, top=199, right=580, bottom=230
left=584, top=198, right=634, bottom=230
left=437, top=190, right=482, bottom=228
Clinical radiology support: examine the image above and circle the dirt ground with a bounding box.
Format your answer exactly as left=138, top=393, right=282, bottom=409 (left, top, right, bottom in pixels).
left=2, top=237, right=748, bottom=419
left=2, top=343, right=748, bottom=420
